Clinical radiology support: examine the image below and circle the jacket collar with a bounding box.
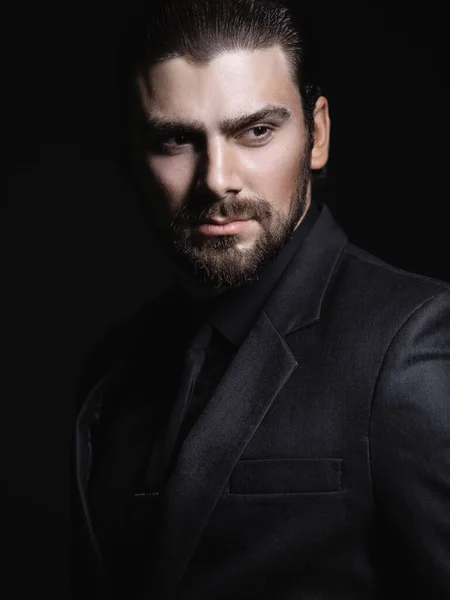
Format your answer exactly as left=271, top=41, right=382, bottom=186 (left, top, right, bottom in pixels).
left=264, top=203, right=347, bottom=335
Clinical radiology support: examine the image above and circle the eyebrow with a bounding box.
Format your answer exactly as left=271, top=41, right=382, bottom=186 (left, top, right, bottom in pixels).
left=144, top=105, right=291, bottom=135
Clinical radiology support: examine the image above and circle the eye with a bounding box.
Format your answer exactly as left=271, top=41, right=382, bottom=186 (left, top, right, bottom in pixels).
left=148, top=131, right=200, bottom=155
left=162, top=133, right=193, bottom=148
left=240, top=125, right=273, bottom=144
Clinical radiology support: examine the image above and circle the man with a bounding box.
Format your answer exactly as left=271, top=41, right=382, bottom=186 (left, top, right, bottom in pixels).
left=71, top=1, right=450, bottom=598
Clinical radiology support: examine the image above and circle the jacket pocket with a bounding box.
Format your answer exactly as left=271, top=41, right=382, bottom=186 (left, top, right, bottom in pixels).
left=229, top=458, right=343, bottom=494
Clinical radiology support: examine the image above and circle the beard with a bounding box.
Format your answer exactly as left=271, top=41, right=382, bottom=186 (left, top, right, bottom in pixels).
left=155, top=154, right=311, bottom=290
left=168, top=178, right=309, bottom=290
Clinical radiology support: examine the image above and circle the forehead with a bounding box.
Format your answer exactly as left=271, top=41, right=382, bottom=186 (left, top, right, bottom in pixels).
left=136, top=46, right=303, bottom=125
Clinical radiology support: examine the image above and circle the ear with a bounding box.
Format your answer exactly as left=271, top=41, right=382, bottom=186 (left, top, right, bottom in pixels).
left=310, top=96, right=331, bottom=170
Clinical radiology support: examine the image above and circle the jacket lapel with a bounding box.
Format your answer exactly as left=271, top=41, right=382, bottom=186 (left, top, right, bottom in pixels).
left=155, top=205, right=348, bottom=596
left=156, top=310, right=298, bottom=597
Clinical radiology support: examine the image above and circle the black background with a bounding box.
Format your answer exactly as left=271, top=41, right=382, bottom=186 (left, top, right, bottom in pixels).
left=7, top=3, right=449, bottom=597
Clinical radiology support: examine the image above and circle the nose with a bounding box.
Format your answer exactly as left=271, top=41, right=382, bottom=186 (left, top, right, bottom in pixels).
left=196, top=136, right=243, bottom=197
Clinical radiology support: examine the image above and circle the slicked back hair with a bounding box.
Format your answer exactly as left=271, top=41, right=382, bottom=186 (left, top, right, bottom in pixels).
left=119, top=0, right=322, bottom=146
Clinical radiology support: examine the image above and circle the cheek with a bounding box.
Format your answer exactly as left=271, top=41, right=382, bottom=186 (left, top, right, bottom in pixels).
left=243, top=141, right=304, bottom=207
left=147, top=155, right=196, bottom=214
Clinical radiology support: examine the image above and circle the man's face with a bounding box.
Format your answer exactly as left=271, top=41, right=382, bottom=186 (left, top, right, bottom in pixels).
left=132, top=46, right=329, bottom=288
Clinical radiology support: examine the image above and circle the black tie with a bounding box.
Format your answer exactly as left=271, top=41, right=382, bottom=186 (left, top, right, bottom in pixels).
left=143, top=323, right=214, bottom=491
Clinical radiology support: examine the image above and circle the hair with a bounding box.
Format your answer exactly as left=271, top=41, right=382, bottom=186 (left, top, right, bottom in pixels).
left=116, top=0, right=325, bottom=179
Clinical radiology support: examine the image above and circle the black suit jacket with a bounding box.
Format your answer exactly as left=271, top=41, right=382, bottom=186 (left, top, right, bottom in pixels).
left=72, top=206, right=450, bottom=599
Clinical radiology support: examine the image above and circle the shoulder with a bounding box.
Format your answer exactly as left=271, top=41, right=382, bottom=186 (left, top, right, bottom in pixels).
left=332, top=240, right=449, bottom=316
left=304, top=204, right=449, bottom=322
left=344, top=241, right=448, bottom=291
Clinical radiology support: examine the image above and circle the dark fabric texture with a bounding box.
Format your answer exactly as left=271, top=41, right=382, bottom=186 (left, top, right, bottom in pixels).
left=229, top=458, right=343, bottom=494
left=71, top=204, right=450, bottom=600
left=83, top=203, right=319, bottom=593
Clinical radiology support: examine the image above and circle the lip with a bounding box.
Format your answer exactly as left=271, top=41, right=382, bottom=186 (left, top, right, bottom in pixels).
left=194, top=219, right=251, bottom=235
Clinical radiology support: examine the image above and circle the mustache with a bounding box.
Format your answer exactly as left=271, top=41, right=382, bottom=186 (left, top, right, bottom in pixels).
left=171, top=196, right=273, bottom=229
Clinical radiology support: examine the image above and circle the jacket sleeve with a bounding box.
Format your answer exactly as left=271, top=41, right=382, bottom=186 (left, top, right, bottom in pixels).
left=370, top=289, right=450, bottom=598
